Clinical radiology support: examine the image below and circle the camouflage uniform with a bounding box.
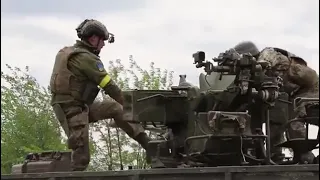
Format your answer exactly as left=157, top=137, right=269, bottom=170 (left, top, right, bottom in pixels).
left=257, top=47, right=319, bottom=139
left=234, top=42, right=319, bottom=160
left=49, top=19, right=150, bottom=171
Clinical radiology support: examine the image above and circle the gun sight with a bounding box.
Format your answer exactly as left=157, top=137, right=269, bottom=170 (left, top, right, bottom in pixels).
left=193, top=51, right=206, bottom=67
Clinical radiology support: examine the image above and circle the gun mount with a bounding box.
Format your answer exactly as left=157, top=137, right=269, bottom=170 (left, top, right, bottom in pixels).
left=115, top=50, right=280, bottom=168
left=120, top=49, right=318, bottom=169
left=192, top=49, right=319, bottom=165
left=110, top=49, right=319, bottom=169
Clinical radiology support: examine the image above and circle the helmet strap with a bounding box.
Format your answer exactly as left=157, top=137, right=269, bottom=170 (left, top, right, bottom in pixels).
left=96, top=37, right=101, bottom=47
left=92, top=37, right=102, bottom=55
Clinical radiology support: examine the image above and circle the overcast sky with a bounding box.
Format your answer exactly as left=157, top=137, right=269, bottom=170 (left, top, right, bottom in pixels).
left=1, top=0, right=319, bottom=86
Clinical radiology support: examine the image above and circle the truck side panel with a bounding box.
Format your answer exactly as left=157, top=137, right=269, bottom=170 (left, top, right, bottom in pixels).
left=1, top=165, right=319, bottom=180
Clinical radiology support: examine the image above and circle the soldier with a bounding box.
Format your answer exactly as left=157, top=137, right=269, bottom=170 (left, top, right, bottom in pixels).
left=49, top=19, right=151, bottom=171
left=234, top=41, right=319, bottom=162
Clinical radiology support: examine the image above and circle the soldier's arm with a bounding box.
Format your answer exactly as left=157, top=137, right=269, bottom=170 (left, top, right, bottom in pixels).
left=288, top=62, right=318, bottom=88
left=70, top=53, right=124, bottom=105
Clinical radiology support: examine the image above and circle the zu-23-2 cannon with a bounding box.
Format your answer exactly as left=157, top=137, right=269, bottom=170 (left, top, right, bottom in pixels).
left=10, top=49, right=319, bottom=175
left=121, top=48, right=319, bottom=168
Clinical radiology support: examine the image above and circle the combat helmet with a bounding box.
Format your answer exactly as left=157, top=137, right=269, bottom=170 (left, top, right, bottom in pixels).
left=233, top=41, right=260, bottom=56
left=76, top=19, right=114, bottom=43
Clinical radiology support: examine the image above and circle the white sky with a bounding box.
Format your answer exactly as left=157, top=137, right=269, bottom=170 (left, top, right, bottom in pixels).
left=1, top=0, right=319, bottom=156
left=1, top=0, right=319, bottom=85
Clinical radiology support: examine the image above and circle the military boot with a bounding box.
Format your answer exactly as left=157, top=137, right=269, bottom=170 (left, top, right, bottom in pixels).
left=299, top=151, right=315, bottom=164
left=270, top=124, right=286, bottom=164
left=271, top=151, right=285, bottom=164
left=134, top=132, right=151, bottom=150
left=314, top=155, right=319, bottom=164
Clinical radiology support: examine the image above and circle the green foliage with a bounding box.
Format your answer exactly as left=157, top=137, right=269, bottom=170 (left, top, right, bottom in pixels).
left=108, top=55, right=173, bottom=90
left=88, top=56, right=173, bottom=171
left=1, top=64, right=67, bottom=174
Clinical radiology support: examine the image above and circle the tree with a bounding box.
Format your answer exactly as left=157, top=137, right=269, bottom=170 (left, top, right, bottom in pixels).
left=88, top=55, right=174, bottom=171
left=1, top=65, right=67, bottom=174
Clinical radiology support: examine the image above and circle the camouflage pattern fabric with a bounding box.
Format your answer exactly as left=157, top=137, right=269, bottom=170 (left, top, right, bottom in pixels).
left=258, top=47, right=319, bottom=140
left=89, top=99, right=144, bottom=138
left=57, top=99, right=144, bottom=171
left=232, top=43, right=318, bottom=160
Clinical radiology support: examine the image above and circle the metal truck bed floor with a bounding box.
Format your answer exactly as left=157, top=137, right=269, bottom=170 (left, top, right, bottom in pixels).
left=1, top=164, right=319, bottom=180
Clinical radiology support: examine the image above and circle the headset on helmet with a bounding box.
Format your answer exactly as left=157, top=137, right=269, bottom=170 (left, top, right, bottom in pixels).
left=76, top=19, right=115, bottom=43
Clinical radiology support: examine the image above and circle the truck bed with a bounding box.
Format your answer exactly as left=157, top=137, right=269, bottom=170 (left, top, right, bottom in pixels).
left=1, top=164, right=319, bottom=180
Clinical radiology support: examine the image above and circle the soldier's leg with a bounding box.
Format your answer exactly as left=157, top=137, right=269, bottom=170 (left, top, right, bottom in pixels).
left=286, top=101, right=315, bottom=163
left=88, top=99, right=150, bottom=149
left=287, top=121, right=315, bottom=163
left=287, top=103, right=307, bottom=139
left=287, top=91, right=319, bottom=139
left=287, top=122, right=306, bottom=139
left=270, top=123, right=285, bottom=162
left=268, top=95, right=288, bottom=161
left=64, top=105, right=91, bottom=171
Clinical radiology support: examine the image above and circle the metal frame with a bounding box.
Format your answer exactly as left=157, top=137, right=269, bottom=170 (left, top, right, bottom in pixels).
left=286, top=97, right=319, bottom=144
left=2, top=165, right=318, bottom=180
left=184, top=134, right=267, bottom=163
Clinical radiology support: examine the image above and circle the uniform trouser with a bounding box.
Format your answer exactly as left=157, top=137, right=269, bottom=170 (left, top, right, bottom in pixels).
left=269, top=92, right=317, bottom=158
left=53, top=99, right=144, bottom=171
left=269, top=124, right=306, bottom=157
left=286, top=91, right=318, bottom=140
left=267, top=94, right=308, bottom=158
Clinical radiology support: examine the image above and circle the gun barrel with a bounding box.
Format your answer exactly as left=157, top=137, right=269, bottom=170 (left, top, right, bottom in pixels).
left=212, top=66, right=231, bottom=72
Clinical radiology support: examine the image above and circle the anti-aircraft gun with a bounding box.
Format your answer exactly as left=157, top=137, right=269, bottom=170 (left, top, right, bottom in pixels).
left=119, top=49, right=283, bottom=168
left=191, top=49, right=284, bottom=166
left=193, top=49, right=319, bottom=165
left=192, top=49, right=284, bottom=166
left=122, top=48, right=319, bottom=168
